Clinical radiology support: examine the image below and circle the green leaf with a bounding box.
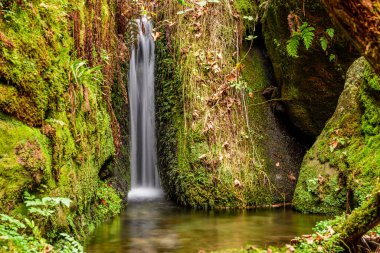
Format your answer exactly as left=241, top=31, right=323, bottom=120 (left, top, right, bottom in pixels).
left=326, top=28, right=335, bottom=39
left=300, top=22, right=315, bottom=50
left=329, top=54, right=336, bottom=62
left=286, top=34, right=300, bottom=58
left=0, top=214, right=26, bottom=229
left=177, top=0, right=186, bottom=5
left=320, top=37, right=328, bottom=51
left=60, top=198, right=72, bottom=208
left=243, top=16, right=254, bottom=21
left=245, top=35, right=257, bottom=41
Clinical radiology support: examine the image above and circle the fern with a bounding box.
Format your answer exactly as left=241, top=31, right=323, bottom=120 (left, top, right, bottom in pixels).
left=300, top=22, right=315, bottom=49
left=329, top=54, right=336, bottom=62
left=286, top=22, right=315, bottom=57
left=326, top=28, right=335, bottom=38
left=125, top=20, right=139, bottom=48
left=320, top=37, right=328, bottom=51
left=59, top=233, right=84, bottom=253
left=286, top=33, right=300, bottom=57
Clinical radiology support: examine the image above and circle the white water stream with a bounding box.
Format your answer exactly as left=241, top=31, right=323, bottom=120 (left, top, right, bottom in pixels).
left=128, top=17, right=162, bottom=200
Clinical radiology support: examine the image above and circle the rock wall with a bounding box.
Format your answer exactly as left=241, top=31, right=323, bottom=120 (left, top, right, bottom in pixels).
left=0, top=0, right=130, bottom=235
left=156, top=1, right=277, bottom=208
left=261, top=0, right=359, bottom=137
left=155, top=0, right=312, bottom=207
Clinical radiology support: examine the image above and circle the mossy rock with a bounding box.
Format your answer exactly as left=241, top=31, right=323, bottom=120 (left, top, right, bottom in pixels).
left=0, top=0, right=123, bottom=239
left=241, top=47, right=305, bottom=203
left=293, top=57, right=380, bottom=214
left=0, top=113, right=53, bottom=212
left=261, top=0, right=359, bottom=137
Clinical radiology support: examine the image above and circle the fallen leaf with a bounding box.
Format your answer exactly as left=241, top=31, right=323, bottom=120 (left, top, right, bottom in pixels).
left=222, top=141, right=229, bottom=150
left=327, top=226, right=335, bottom=235
left=288, top=173, right=296, bottom=181
left=152, top=32, right=162, bottom=41
left=234, top=179, right=242, bottom=187
left=306, top=237, right=314, bottom=244
left=225, top=73, right=237, bottom=82
left=286, top=244, right=295, bottom=252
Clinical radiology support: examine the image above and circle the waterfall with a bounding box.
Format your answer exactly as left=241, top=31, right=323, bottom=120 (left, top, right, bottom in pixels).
left=128, top=17, right=162, bottom=200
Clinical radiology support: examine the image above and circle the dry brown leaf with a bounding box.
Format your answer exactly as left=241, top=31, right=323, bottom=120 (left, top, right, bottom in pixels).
left=225, top=73, right=237, bottom=82
left=152, top=32, right=162, bottom=41
left=288, top=173, right=296, bottom=181
left=234, top=179, right=242, bottom=187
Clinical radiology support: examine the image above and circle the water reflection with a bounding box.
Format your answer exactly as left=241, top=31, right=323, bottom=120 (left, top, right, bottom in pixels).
left=86, top=199, right=325, bottom=253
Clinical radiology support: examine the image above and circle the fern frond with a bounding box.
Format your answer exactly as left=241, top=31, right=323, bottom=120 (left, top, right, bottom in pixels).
left=329, top=54, right=336, bottom=62
left=326, top=28, right=335, bottom=39
left=320, top=37, right=328, bottom=51
left=300, top=22, right=315, bottom=50
left=125, top=20, right=139, bottom=47
left=287, top=34, right=300, bottom=58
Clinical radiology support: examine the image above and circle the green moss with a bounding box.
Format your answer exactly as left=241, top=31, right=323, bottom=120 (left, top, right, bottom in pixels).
left=293, top=58, right=380, bottom=214
left=233, top=0, right=257, bottom=34
left=0, top=84, right=41, bottom=126
left=0, top=113, right=53, bottom=212
left=0, top=0, right=121, bottom=242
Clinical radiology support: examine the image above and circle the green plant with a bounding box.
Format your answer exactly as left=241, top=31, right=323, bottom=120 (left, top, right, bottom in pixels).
left=24, top=192, right=71, bottom=218
left=0, top=193, right=81, bottom=253
left=286, top=22, right=315, bottom=57
left=319, top=28, right=336, bottom=61
left=92, top=181, right=122, bottom=223
left=230, top=79, right=248, bottom=91
left=57, top=233, right=84, bottom=253
left=69, top=60, right=103, bottom=88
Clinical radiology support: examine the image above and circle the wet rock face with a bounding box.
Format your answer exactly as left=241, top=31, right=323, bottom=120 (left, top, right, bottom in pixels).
left=261, top=0, right=359, bottom=137
left=293, top=57, right=380, bottom=214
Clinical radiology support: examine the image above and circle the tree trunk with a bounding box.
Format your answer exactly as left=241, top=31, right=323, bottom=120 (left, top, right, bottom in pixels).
left=322, top=0, right=380, bottom=75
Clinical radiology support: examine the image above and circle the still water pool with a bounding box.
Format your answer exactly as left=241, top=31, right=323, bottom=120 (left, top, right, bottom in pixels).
left=86, top=199, right=325, bottom=253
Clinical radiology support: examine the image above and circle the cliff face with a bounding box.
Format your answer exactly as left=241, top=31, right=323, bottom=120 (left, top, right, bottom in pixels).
left=0, top=0, right=130, bottom=234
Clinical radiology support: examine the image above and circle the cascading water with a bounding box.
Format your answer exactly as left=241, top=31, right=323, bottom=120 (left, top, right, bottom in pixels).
left=128, top=17, right=162, bottom=200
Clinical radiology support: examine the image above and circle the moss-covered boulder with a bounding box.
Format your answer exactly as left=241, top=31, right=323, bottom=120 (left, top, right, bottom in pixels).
left=261, top=0, right=358, bottom=137
left=293, top=57, right=380, bottom=214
